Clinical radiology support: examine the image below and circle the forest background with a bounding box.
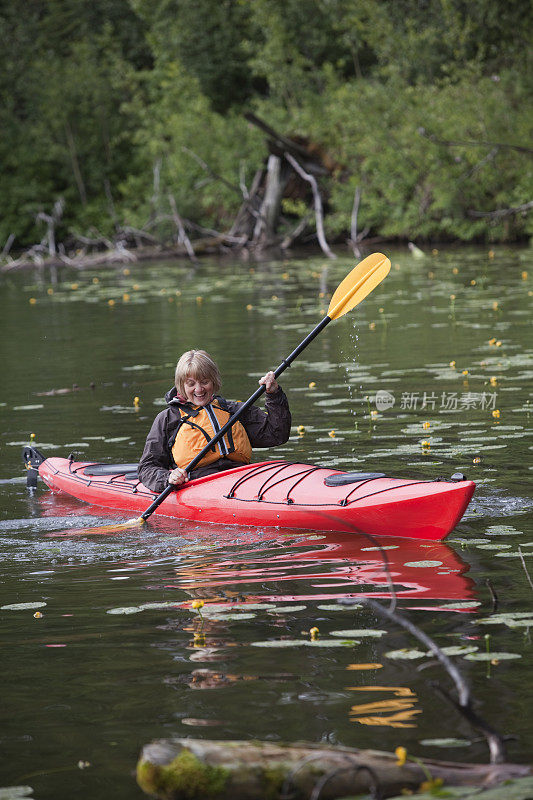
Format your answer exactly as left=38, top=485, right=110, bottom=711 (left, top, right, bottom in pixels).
left=2, top=0, right=532, bottom=254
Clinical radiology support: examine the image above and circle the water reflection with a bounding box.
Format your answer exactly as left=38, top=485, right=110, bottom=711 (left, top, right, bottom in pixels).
left=164, top=529, right=476, bottom=608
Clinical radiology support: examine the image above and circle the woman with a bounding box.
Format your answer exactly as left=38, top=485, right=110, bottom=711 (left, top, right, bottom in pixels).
left=138, top=350, right=291, bottom=492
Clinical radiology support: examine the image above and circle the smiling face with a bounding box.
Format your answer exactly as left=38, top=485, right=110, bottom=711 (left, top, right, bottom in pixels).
left=183, top=376, right=214, bottom=407
left=174, top=350, right=221, bottom=404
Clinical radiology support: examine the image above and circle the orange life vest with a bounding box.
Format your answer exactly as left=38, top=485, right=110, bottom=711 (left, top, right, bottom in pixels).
left=171, top=401, right=252, bottom=471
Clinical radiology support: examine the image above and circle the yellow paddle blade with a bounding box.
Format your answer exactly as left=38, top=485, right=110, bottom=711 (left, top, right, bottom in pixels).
left=47, top=517, right=145, bottom=537
left=327, top=253, right=391, bottom=320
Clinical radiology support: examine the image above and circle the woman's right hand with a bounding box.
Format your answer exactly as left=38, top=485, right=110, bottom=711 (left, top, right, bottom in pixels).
left=168, top=467, right=188, bottom=485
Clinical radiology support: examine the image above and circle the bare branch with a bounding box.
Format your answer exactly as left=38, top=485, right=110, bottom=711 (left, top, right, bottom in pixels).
left=469, top=201, right=533, bottom=219
left=284, top=152, right=336, bottom=259
left=168, top=194, right=198, bottom=263
left=418, top=128, right=533, bottom=155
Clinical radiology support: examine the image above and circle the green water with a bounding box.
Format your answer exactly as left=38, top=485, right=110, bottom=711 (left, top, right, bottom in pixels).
left=1, top=246, right=532, bottom=799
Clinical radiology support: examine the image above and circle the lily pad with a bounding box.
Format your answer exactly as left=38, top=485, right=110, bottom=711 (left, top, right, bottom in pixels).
left=202, top=603, right=274, bottom=614
left=307, top=639, right=359, bottom=647
left=0, top=788, right=34, bottom=799
left=436, top=645, right=479, bottom=656
left=403, top=560, right=443, bottom=568
left=384, top=648, right=427, bottom=660
left=496, top=551, right=533, bottom=558
left=361, top=546, right=399, bottom=551
left=434, top=601, right=481, bottom=610
left=330, top=629, right=386, bottom=638
left=107, top=606, right=143, bottom=615
left=486, top=525, right=523, bottom=536
left=419, top=738, right=472, bottom=748
left=317, top=603, right=363, bottom=611
left=251, top=639, right=358, bottom=648
left=477, top=612, right=533, bottom=625
left=464, top=651, right=521, bottom=661
left=204, top=612, right=257, bottom=621
left=251, top=639, right=314, bottom=648
left=506, top=619, right=533, bottom=628
left=267, top=605, right=307, bottom=613
left=1, top=602, right=46, bottom=611
left=476, top=543, right=512, bottom=550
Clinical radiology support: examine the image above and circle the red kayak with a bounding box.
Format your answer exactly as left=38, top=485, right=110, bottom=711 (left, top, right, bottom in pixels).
left=32, top=452, right=475, bottom=541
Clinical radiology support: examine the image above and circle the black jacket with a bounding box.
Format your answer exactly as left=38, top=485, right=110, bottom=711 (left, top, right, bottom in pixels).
left=138, top=386, right=291, bottom=492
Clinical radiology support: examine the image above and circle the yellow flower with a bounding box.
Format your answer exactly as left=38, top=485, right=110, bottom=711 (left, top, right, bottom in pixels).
left=492, top=409, right=500, bottom=419
left=328, top=430, right=336, bottom=438
left=420, top=778, right=443, bottom=792
left=432, top=249, right=438, bottom=255
left=395, top=746, right=407, bottom=766
left=470, top=279, right=476, bottom=286
left=421, top=440, right=430, bottom=448
left=452, top=266, right=459, bottom=274
left=29, top=297, right=37, bottom=305
left=133, top=396, right=140, bottom=407
left=371, top=410, right=378, bottom=418
left=462, top=369, right=468, bottom=376
left=297, top=425, right=306, bottom=435
left=192, top=600, right=204, bottom=610
left=369, top=321, right=376, bottom=330
left=495, top=340, right=502, bottom=347
left=522, top=271, right=528, bottom=280
left=309, top=627, right=319, bottom=640
left=489, top=376, right=498, bottom=386
left=473, top=457, right=481, bottom=464
left=33, top=611, right=43, bottom=619
left=246, top=304, right=253, bottom=311
left=422, top=421, right=430, bottom=429
left=122, top=293, right=130, bottom=302
left=488, top=338, right=496, bottom=345
left=449, top=360, right=456, bottom=368
left=450, top=293, right=456, bottom=301
left=308, top=381, right=316, bottom=389
left=492, top=301, right=499, bottom=310
left=108, top=299, right=115, bottom=306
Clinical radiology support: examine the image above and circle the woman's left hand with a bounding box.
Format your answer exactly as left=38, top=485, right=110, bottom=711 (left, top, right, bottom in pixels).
left=259, top=371, right=279, bottom=394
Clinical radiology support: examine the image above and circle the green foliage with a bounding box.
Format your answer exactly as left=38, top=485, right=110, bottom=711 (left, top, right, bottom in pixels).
left=1, top=0, right=531, bottom=249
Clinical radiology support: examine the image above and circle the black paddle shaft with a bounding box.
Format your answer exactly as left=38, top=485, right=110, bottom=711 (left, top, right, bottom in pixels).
left=140, top=314, right=332, bottom=520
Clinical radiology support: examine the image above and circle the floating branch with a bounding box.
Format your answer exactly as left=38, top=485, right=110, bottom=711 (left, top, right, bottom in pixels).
left=136, top=738, right=530, bottom=800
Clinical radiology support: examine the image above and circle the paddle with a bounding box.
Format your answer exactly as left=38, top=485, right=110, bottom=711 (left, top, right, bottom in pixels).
left=137, top=252, right=391, bottom=523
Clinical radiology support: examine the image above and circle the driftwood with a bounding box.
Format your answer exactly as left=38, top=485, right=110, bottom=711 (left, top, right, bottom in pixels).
left=2, top=115, right=345, bottom=271
left=136, top=738, right=531, bottom=800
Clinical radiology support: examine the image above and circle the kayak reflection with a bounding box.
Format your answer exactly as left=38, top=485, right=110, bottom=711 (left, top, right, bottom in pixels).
left=37, top=493, right=475, bottom=607
left=167, top=530, right=476, bottom=608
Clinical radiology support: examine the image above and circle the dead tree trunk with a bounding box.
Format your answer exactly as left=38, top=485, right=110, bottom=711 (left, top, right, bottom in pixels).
left=252, top=155, right=287, bottom=247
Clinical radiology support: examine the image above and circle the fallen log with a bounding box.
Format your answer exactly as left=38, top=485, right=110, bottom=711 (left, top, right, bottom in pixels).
left=136, top=738, right=531, bottom=800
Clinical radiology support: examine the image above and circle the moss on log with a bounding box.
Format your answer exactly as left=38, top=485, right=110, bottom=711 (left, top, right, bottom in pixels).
left=136, top=738, right=531, bottom=800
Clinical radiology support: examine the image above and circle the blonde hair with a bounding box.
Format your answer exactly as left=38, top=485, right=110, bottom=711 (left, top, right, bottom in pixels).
left=174, top=350, right=221, bottom=398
